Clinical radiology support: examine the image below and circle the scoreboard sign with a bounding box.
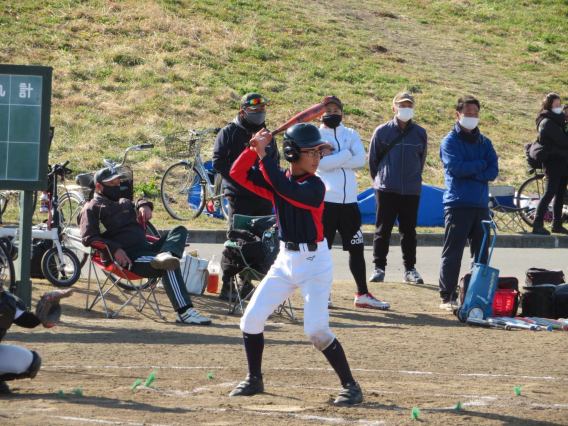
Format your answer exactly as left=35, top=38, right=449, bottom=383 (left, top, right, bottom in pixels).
left=0, top=65, right=52, bottom=191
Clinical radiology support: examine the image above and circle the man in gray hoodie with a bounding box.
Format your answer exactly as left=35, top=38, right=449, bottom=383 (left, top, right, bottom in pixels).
left=368, top=92, right=428, bottom=284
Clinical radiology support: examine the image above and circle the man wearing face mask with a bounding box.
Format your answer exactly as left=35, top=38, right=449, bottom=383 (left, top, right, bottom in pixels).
left=368, top=92, right=428, bottom=285
left=78, top=168, right=212, bottom=325
left=213, top=93, right=280, bottom=301
left=438, top=95, right=499, bottom=310
left=317, top=96, right=390, bottom=310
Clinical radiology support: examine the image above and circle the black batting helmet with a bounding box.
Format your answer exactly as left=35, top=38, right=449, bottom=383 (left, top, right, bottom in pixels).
left=282, top=123, right=331, bottom=162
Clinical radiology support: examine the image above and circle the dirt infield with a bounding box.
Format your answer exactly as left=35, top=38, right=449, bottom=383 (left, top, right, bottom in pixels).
left=1, top=278, right=567, bottom=425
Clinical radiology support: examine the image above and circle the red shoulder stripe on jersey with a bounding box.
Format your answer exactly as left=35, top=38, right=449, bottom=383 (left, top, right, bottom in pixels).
left=310, top=202, right=325, bottom=242
left=229, top=149, right=274, bottom=201
left=285, top=170, right=314, bottom=183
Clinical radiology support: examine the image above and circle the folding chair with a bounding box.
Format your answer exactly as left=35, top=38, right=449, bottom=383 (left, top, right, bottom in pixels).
left=85, top=235, right=165, bottom=319
left=488, top=186, right=529, bottom=233
left=224, top=214, right=294, bottom=320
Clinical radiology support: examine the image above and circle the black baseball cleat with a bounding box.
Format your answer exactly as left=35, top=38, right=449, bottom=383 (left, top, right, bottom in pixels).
left=229, top=374, right=264, bottom=397
left=334, top=382, right=363, bottom=405
left=0, top=381, right=12, bottom=394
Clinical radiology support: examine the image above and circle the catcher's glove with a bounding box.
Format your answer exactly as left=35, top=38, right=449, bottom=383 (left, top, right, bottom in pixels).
left=35, top=289, right=73, bottom=328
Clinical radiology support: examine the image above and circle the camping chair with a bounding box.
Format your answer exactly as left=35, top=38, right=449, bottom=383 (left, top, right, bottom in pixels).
left=85, top=235, right=165, bottom=320
left=488, top=186, right=529, bottom=233
left=224, top=214, right=294, bottom=320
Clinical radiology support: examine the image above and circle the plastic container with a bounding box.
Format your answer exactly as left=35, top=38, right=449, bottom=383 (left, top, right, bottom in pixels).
left=39, top=192, right=50, bottom=214
left=492, top=289, right=518, bottom=317
left=206, top=255, right=220, bottom=293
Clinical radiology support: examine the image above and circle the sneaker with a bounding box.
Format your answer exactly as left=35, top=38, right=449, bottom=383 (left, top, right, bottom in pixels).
left=369, top=268, right=385, bottom=283
left=403, top=269, right=424, bottom=284
left=334, top=382, right=363, bottom=405
left=176, top=308, right=212, bottom=325
left=328, top=296, right=333, bottom=309
left=150, top=252, right=180, bottom=271
left=0, top=381, right=11, bottom=394
left=354, top=292, right=390, bottom=310
left=439, top=299, right=458, bottom=311
left=229, top=374, right=264, bottom=397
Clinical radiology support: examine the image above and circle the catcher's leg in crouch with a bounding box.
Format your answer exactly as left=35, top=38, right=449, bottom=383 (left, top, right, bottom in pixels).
left=229, top=244, right=363, bottom=405
left=0, top=345, right=42, bottom=394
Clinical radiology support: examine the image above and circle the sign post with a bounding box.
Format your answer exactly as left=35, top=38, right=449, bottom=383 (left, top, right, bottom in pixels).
left=0, top=65, right=52, bottom=307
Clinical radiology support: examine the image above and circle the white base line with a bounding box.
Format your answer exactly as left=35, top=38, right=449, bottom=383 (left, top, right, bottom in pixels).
left=43, top=364, right=568, bottom=382
left=49, top=417, right=170, bottom=426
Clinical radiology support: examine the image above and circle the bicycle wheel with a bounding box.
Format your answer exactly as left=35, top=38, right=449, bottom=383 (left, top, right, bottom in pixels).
left=161, top=162, right=205, bottom=221
left=516, top=174, right=547, bottom=227
left=0, top=242, right=15, bottom=293
left=41, top=246, right=81, bottom=287
left=58, top=191, right=84, bottom=231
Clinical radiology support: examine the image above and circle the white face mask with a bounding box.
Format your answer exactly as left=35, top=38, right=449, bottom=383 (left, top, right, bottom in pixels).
left=552, top=107, right=563, bottom=115
left=459, top=116, right=479, bottom=130
left=396, top=107, right=414, bottom=122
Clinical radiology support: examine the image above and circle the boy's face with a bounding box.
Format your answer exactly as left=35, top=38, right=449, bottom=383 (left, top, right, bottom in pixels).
left=294, top=148, right=324, bottom=174
left=324, top=103, right=342, bottom=116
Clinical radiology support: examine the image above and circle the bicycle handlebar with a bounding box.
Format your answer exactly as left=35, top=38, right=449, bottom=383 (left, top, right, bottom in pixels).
left=190, top=127, right=221, bottom=137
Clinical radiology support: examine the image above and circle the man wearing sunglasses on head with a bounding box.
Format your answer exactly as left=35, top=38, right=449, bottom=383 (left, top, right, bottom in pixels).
left=213, top=93, right=280, bottom=301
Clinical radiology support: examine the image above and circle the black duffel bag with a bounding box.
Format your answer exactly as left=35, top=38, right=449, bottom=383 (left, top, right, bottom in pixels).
left=521, top=284, right=556, bottom=318
left=554, top=284, right=568, bottom=319
left=525, top=268, right=565, bottom=286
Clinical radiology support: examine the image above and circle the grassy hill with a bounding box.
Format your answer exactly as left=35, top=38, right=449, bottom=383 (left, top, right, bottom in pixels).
left=1, top=0, right=567, bottom=228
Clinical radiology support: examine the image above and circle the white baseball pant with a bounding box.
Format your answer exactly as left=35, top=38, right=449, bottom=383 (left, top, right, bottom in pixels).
left=0, top=344, right=34, bottom=375
left=240, top=240, right=335, bottom=351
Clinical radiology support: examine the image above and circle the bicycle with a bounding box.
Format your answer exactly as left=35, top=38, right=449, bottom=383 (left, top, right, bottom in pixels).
left=515, top=168, right=568, bottom=227
left=160, top=127, right=229, bottom=221
left=0, top=161, right=83, bottom=287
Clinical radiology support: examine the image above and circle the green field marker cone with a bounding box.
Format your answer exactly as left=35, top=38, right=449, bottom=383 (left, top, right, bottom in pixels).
left=57, top=390, right=66, bottom=399
left=72, top=388, right=83, bottom=396
left=454, top=401, right=462, bottom=410
left=514, top=385, right=522, bottom=396
left=130, top=379, right=142, bottom=390
left=207, top=373, right=214, bottom=379
left=411, top=407, right=420, bottom=419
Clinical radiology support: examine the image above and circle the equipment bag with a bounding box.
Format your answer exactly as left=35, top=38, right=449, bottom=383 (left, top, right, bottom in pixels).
left=553, top=283, right=568, bottom=319
left=524, top=142, right=542, bottom=169
left=180, top=252, right=209, bottom=295
left=527, top=139, right=550, bottom=168
left=30, top=239, right=53, bottom=279
left=525, top=268, right=565, bottom=286
left=521, top=284, right=556, bottom=318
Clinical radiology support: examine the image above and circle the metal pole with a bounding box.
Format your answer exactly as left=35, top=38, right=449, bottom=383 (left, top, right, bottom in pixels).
left=15, top=190, right=34, bottom=308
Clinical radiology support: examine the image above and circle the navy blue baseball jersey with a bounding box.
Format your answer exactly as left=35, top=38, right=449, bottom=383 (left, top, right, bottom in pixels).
left=230, top=148, right=325, bottom=244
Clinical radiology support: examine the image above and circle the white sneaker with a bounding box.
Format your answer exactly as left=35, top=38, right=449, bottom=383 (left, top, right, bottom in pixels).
left=403, top=269, right=424, bottom=284
left=176, top=308, right=212, bottom=325
left=150, top=252, right=180, bottom=271
left=354, top=292, right=390, bottom=310
left=328, top=296, right=333, bottom=309
left=439, top=300, right=458, bottom=311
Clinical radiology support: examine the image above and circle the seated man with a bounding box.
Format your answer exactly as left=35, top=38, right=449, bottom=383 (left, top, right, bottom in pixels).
left=78, top=168, right=211, bottom=325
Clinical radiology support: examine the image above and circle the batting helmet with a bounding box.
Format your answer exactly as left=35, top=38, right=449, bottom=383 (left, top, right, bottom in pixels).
left=282, top=123, right=331, bottom=162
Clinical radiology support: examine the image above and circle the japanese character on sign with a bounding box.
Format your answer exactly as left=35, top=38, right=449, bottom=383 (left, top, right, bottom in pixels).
left=0, top=85, right=5, bottom=97
left=19, top=83, right=33, bottom=98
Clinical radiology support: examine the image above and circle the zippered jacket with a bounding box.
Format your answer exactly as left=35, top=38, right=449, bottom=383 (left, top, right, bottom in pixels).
left=316, top=123, right=366, bottom=204
left=439, top=123, right=499, bottom=208
left=368, top=118, right=428, bottom=195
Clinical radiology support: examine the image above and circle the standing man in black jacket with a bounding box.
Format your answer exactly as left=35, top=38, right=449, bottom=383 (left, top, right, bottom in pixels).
left=213, top=93, right=280, bottom=300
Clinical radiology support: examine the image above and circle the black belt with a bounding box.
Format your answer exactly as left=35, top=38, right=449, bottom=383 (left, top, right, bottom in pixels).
left=284, top=241, right=318, bottom=252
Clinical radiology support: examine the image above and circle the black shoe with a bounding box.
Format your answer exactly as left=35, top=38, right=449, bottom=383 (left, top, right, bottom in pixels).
left=334, top=382, right=363, bottom=405
left=0, top=381, right=11, bottom=394
left=551, top=221, right=568, bottom=235
left=532, top=221, right=551, bottom=235
left=229, top=374, right=264, bottom=397
left=239, top=280, right=255, bottom=300
left=218, top=286, right=237, bottom=302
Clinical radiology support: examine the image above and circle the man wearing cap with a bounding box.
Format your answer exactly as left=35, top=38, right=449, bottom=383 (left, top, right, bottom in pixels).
left=368, top=92, right=428, bottom=284
left=78, top=168, right=211, bottom=325
left=317, top=96, right=390, bottom=310
left=213, top=93, right=280, bottom=301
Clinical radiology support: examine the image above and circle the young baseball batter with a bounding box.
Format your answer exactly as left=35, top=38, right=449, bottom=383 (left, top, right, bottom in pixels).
left=228, top=123, right=363, bottom=405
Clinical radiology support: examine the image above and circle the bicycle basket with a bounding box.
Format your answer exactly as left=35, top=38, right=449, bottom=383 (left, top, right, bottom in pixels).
left=163, top=131, right=201, bottom=160
left=120, top=165, right=134, bottom=201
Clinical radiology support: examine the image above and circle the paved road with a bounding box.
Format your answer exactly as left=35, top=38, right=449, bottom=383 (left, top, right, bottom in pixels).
left=193, top=243, right=568, bottom=286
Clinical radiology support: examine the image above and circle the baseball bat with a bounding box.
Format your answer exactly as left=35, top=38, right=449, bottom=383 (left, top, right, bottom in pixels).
left=488, top=318, right=538, bottom=331
left=499, top=317, right=542, bottom=331
left=249, top=103, right=326, bottom=147
left=526, top=317, right=568, bottom=331
left=466, top=318, right=507, bottom=329
left=514, top=317, right=553, bottom=331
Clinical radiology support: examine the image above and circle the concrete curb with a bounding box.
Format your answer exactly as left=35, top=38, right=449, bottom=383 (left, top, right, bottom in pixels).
left=179, top=229, right=568, bottom=249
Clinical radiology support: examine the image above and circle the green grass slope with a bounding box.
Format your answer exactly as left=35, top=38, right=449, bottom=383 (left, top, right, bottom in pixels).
left=1, top=0, right=567, bottom=227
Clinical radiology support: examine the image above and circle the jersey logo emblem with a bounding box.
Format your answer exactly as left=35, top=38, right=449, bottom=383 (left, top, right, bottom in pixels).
left=351, top=229, right=364, bottom=245
left=307, top=255, right=316, bottom=261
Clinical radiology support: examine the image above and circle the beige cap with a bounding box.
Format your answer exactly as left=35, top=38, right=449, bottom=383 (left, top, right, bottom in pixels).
left=393, top=92, right=415, bottom=106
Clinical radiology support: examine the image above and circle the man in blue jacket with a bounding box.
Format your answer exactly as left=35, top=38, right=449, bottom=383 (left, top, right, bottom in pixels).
left=438, top=95, right=499, bottom=310
left=368, top=92, right=428, bottom=284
